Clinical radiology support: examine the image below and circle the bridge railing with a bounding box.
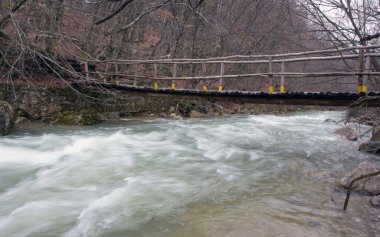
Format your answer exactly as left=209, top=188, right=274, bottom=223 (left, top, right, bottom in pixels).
left=80, top=45, right=380, bottom=94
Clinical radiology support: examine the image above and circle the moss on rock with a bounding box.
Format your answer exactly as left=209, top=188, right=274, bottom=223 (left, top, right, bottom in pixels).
left=0, top=101, right=16, bottom=135
left=44, top=111, right=102, bottom=126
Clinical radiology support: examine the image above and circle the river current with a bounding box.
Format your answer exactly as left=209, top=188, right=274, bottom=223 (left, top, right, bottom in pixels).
left=0, top=111, right=379, bottom=237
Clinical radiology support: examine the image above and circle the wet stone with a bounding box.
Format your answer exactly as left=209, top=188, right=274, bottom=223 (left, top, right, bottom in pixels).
left=335, top=127, right=358, bottom=141
left=370, top=195, right=380, bottom=207
left=338, top=162, right=380, bottom=195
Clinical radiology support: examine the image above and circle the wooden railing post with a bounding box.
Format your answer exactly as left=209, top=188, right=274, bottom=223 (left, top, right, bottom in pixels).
left=363, top=55, right=371, bottom=93
left=357, top=47, right=365, bottom=93
left=134, top=63, right=138, bottom=86
left=280, top=61, right=285, bottom=93
left=172, top=63, right=177, bottom=90
left=202, top=62, right=207, bottom=91
left=153, top=63, right=158, bottom=90
left=268, top=56, right=274, bottom=94
left=84, top=61, right=90, bottom=81
left=114, top=60, right=119, bottom=86
left=219, top=62, right=224, bottom=91
left=104, top=62, right=109, bottom=83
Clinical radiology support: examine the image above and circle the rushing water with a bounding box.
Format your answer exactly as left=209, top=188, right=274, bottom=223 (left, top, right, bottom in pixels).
left=0, top=111, right=379, bottom=237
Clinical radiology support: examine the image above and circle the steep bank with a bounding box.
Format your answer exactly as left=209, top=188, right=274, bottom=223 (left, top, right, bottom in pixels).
left=0, top=80, right=337, bottom=126
left=346, top=106, right=380, bottom=155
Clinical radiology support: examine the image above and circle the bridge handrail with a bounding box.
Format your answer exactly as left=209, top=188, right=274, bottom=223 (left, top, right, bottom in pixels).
left=78, top=45, right=380, bottom=94
left=83, top=45, right=380, bottom=64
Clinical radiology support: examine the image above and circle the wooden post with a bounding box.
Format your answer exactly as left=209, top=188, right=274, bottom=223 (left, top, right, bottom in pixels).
left=363, top=55, right=371, bottom=93
left=280, top=61, right=285, bottom=93
left=268, top=57, right=274, bottom=94
left=172, top=63, right=177, bottom=90
left=84, top=61, right=90, bottom=81
left=134, top=63, right=138, bottom=86
left=114, top=60, right=119, bottom=86
left=357, top=47, right=365, bottom=93
left=104, top=62, right=109, bottom=83
left=219, top=62, right=224, bottom=91
left=202, top=62, right=207, bottom=91
left=153, top=63, right=158, bottom=90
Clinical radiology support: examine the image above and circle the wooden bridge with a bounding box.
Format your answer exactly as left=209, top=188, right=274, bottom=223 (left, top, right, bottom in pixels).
left=76, top=45, right=380, bottom=106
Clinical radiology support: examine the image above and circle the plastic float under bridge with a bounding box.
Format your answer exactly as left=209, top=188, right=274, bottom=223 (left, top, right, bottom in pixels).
left=83, top=82, right=380, bottom=107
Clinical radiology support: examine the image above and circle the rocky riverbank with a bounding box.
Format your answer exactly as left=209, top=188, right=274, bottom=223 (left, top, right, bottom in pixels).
left=0, top=101, right=16, bottom=135
left=0, top=80, right=334, bottom=134
left=346, top=107, right=380, bottom=155
left=336, top=106, right=380, bottom=212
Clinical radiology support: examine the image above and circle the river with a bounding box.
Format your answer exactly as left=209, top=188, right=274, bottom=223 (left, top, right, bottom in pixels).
left=0, top=111, right=379, bottom=237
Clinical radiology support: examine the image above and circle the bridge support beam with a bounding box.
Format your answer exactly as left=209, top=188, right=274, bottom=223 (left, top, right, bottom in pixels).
left=363, top=55, right=371, bottom=93
left=268, top=57, right=274, bottom=94
left=133, top=63, right=138, bottom=86
left=202, top=62, right=207, bottom=91
left=357, top=48, right=367, bottom=94
left=219, top=62, right=224, bottom=91
left=114, top=60, right=120, bottom=86
left=154, top=63, right=158, bottom=90
left=172, top=63, right=177, bottom=90
left=280, top=62, right=285, bottom=93
left=84, top=61, right=90, bottom=80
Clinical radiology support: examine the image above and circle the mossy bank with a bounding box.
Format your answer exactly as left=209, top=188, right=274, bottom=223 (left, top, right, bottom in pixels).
left=0, top=80, right=341, bottom=127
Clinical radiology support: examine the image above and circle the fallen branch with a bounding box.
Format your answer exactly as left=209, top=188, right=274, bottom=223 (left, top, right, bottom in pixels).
left=343, top=170, right=380, bottom=210
left=349, top=96, right=380, bottom=108
left=95, top=0, right=135, bottom=25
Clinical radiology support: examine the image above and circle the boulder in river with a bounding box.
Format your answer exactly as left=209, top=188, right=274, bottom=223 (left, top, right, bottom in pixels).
left=359, top=141, right=380, bottom=155
left=372, top=125, right=380, bottom=141
left=338, top=162, right=380, bottom=195
left=0, top=101, right=16, bottom=136
left=370, top=195, right=380, bottom=207
left=169, top=113, right=182, bottom=120
left=190, top=110, right=206, bottom=118
left=335, top=127, right=358, bottom=141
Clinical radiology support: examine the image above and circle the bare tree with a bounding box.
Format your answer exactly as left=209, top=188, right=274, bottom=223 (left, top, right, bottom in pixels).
left=297, top=0, right=380, bottom=46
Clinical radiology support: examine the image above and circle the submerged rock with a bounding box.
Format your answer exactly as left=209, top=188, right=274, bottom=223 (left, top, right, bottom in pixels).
left=338, top=162, right=380, bottom=195
left=335, top=127, right=358, bottom=141
left=0, top=101, right=16, bottom=135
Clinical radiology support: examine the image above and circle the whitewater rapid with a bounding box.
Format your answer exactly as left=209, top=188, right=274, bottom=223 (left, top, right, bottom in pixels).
left=0, top=111, right=378, bottom=237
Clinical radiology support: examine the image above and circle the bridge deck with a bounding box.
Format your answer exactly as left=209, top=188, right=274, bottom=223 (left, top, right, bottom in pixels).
left=87, top=81, right=380, bottom=107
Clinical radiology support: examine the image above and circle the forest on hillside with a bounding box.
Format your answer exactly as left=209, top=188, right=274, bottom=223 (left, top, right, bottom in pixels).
left=0, top=0, right=379, bottom=92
